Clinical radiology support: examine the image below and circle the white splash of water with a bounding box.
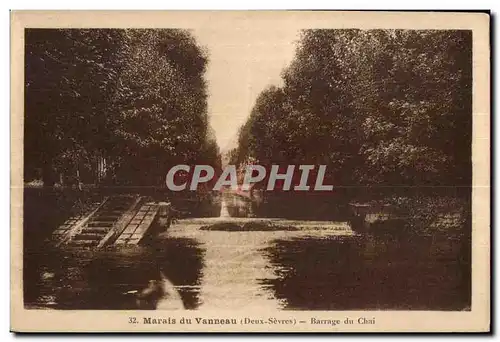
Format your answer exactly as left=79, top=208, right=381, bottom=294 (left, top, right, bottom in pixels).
left=220, top=196, right=230, bottom=218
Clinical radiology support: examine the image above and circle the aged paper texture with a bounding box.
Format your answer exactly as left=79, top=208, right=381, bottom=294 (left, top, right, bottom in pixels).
left=11, top=10, right=490, bottom=332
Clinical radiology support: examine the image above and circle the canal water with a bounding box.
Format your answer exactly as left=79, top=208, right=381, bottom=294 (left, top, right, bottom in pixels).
left=24, top=200, right=470, bottom=311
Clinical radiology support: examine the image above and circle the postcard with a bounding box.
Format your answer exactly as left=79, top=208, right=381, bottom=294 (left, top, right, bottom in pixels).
left=10, top=10, right=490, bottom=332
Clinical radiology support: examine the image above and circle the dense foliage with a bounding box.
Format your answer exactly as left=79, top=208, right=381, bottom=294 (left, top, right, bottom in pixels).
left=233, top=30, right=472, bottom=190
left=25, top=29, right=220, bottom=186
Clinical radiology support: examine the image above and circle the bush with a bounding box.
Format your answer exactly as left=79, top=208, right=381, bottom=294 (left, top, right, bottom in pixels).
left=388, top=195, right=470, bottom=236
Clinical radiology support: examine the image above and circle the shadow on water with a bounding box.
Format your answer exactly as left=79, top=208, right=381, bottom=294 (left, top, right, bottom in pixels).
left=261, top=234, right=471, bottom=311
left=24, top=237, right=204, bottom=310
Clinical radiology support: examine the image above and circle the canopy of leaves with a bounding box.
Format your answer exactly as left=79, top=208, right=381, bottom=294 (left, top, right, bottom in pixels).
left=235, top=29, right=472, bottom=189
left=25, top=28, right=220, bottom=186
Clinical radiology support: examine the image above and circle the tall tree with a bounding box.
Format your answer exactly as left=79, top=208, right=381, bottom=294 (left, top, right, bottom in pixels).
left=25, top=28, right=218, bottom=187
left=235, top=29, right=472, bottom=190
left=25, top=29, right=125, bottom=185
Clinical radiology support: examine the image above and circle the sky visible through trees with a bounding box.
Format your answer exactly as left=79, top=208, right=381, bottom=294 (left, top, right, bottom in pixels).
left=231, top=29, right=472, bottom=189
left=24, top=28, right=472, bottom=192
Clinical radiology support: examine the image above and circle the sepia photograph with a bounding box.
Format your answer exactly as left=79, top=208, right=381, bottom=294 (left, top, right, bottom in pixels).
left=10, top=10, right=490, bottom=332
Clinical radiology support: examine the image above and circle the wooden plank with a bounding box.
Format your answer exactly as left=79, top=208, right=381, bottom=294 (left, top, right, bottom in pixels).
left=97, top=196, right=143, bottom=248
left=113, top=203, right=159, bottom=246
left=55, top=198, right=109, bottom=247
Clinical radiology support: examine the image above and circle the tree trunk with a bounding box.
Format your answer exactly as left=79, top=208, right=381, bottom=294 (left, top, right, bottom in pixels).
left=41, top=160, right=56, bottom=187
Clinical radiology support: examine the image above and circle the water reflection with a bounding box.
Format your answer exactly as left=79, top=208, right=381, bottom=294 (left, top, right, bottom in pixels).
left=167, top=218, right=354, bottom=310
left=24, top=237, right=204, bottom=310
left=262, top=234, right=470, bottom=310
left=25, top=217, right=470, bottom=311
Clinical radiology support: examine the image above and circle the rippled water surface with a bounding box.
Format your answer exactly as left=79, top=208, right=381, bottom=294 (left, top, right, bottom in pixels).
left=24, top=217, right=470, bottom=310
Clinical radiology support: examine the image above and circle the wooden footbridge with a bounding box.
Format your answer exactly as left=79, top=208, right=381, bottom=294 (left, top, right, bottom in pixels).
left=51, top=195, right=170, bottom=248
